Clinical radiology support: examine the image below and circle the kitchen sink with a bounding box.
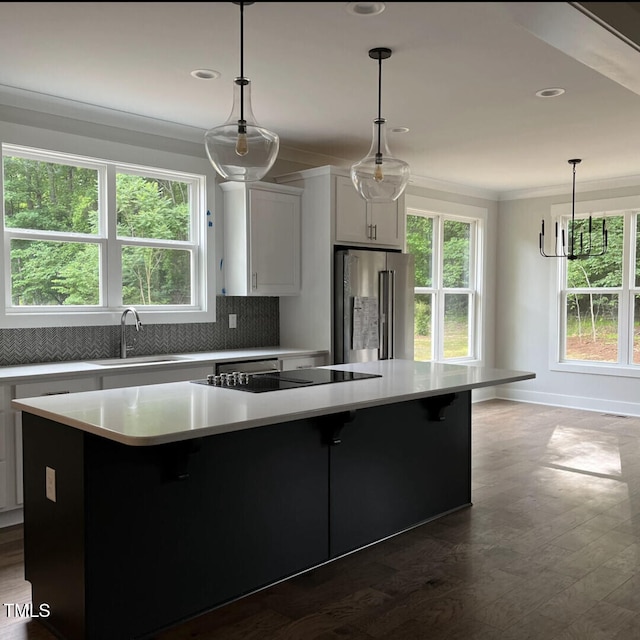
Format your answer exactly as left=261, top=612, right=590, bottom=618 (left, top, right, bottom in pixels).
left=86, top=355, right=190, bottom=366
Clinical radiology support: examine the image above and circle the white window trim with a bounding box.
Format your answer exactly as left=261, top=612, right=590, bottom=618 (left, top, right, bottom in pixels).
left=549, top=194, right=640, bottom=378
left=405, top=194, right=487, bottom=364
left=1, top=143, right=215, bottom=328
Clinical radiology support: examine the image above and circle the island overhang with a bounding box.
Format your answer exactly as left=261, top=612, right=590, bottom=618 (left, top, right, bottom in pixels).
left=12, top=359, right=535, bottom=446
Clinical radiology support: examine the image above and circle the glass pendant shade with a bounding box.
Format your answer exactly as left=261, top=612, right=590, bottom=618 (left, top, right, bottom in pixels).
left=205, top=77, right=279, bottom=182
left=351, top=118, right=410, bottom=202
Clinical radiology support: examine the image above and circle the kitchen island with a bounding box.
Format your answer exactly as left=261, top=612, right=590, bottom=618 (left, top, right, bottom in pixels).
left=12, top=359, right=534, bottom=640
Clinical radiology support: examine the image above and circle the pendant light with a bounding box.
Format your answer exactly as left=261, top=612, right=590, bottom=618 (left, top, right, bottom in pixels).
left=204, top=1, right=279, bottom=182
left=539, top=159, right=608, bottom=260
left=351, top=47, right=410, bottom=202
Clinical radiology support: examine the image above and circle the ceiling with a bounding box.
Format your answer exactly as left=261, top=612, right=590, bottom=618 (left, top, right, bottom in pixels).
left=2, top=2, right=640, bottom=198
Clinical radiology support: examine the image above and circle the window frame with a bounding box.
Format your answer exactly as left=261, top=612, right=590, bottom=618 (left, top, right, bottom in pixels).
left=550, top=194, right=640, bottom=378
left=1, top=143, right=214, bottom=328
left=406, top=196, right=485, bottom=364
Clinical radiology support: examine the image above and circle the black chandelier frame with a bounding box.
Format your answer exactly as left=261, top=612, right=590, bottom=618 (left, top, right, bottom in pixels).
left=539, top=159, right=608, bottom=260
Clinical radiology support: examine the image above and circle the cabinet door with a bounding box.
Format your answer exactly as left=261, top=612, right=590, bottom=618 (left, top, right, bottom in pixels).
left=0, top=410, right=6, bottom=508
left=369, top=198, right=404, bottom=248
left=280, top=354, right=328, bottom=370
left=335, top=175, right=404, bottom=248
left=249, top=188, right=301, bottom=295
left=329, top=392, right=471, bottom=557
left=335, top=175, right=369, bottom=244
left=101, top=366, right=213, bottom=389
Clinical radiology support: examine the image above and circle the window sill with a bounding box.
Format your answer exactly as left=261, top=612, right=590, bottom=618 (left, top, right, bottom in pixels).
left=551, top=361, right=640, bottom=379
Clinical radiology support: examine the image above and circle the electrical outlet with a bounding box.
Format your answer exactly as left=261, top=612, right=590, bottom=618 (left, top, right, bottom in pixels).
left=46, top=466, right=56, bottom=502
left=229, top=314, right=237, bottom=329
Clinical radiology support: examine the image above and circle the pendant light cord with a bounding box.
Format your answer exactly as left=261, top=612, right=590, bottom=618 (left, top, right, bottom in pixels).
left=376, top=52, right=382, bottom=161
left=239, top=1, right=245, bottom=128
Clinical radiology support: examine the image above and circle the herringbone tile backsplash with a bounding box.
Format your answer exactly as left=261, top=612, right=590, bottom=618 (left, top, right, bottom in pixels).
left=0, top=297, right=279, bottom=366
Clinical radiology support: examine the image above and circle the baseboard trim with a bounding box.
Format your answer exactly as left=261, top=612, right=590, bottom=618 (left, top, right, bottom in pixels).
left=0, top=508, right=23, bottom=529
left=496, top=387, right=640, bottom=417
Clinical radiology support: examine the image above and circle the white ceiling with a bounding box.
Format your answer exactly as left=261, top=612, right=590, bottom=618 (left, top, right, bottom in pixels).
left=2, top=2, right=640, bottom=198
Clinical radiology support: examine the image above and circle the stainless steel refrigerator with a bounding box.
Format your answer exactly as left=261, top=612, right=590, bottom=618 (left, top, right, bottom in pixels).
left=334, top=248, right=414, bottom=364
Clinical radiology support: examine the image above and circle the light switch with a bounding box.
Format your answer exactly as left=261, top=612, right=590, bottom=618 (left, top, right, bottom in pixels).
left=229, top=314, right=237, bottom=329
left=46, top=466, right=56, bottom=502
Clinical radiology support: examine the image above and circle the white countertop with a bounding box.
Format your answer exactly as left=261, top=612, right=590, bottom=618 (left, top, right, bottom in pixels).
left=0, top=347, right=325, bottom=384
left=12, top=360, right=535, bottom=446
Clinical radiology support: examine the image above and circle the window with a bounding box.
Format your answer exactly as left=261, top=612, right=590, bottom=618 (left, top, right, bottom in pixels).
left=406, top=207, right=481, bottom=362
left=1, top=144, right=211, bottom=326
left=554, top=195, right=640, bottom=375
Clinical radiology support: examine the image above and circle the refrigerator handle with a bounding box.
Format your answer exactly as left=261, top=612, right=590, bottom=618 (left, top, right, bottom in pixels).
left=388, top=269, right=395, bottom=359
left=378, top=270, right=396, bottom=359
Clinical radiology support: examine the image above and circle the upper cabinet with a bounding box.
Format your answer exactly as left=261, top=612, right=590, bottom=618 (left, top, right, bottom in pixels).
left=334, top=175, right=405, bottom=249
left=273, top=166, right=407, bottom=358
left=221, top=182, right=302, bottom=296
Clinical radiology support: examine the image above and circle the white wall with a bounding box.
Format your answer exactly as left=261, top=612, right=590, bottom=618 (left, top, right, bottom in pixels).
left=496, top=183, right=640, bottom=416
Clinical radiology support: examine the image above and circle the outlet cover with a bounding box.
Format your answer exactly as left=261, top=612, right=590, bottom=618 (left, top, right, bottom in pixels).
left=46, top=466, right=56, bottom=502
left=229, top=314, right=237, bottom=329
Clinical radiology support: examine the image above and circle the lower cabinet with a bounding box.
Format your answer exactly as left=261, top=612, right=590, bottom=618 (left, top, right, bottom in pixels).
left=280, top=354, right=328, bottom=370
left=22, top=391, right=472, bottom=640
left=328, top=392, right=471, bottom=557
left=23, top=415, right=329, bottom=640
left=100, top=365, right=214, bottom=389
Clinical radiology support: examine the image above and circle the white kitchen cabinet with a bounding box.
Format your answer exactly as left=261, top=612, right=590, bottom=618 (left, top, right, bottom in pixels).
left=101, top=365, right=214, bottom=389
left=221, top=181, right=302, bottom=296
left=0, top=385, right=13, bottom=515
left=334, top=175, right=405, bottom=249
left=14, top=376, right=100, bottom=399
left=280, top=354, right=328, bottom=371
left=0, top=408, right=7, bottom=510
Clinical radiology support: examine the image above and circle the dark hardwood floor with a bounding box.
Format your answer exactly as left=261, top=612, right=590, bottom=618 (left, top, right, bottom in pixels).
left=2, top=399, right=640, bottom=639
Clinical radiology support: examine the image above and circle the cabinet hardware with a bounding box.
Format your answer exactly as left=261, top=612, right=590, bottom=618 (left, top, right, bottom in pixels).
left=252, top=272, right=257, bottom=290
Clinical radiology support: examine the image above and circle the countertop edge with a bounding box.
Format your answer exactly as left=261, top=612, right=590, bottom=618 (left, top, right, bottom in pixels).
left=12, top=365, right=536, bottom=446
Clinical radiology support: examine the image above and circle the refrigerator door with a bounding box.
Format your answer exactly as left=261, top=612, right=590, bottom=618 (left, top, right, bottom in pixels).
left=386, top=251, right=415, bottom=360
left=334, top=249, right=414, bottom=364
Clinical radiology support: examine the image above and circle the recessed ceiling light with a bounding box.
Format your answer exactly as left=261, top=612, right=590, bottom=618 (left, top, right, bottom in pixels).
left=345, top=2, right=386, bottom=17
left=191, top=69, right=221, bottom=80
left=390, top=126, right=410, bottom=134
left=535, top=87, right=565, bottom=98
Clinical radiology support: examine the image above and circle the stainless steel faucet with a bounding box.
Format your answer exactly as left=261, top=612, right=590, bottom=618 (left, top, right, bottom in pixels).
left=120, top=307, right=142, bottom=358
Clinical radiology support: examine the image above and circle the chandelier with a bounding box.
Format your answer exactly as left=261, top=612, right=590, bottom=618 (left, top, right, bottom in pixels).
left=539, top=159, right=608, bottom=260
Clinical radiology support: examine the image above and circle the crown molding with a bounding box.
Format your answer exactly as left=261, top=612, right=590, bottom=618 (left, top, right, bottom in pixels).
left=0, top=84, right=204, bottom=143
left=500, top=173, right=640, bottom=201
left=405, top=174, right=499, bottom=201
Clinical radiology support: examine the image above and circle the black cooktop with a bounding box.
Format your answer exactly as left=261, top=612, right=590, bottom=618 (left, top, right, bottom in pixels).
left=192, top=368, right=382, bottom=393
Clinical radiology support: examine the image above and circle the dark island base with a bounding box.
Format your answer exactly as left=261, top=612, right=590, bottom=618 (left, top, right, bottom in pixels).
left=22, top=391, right=471, bottom=640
